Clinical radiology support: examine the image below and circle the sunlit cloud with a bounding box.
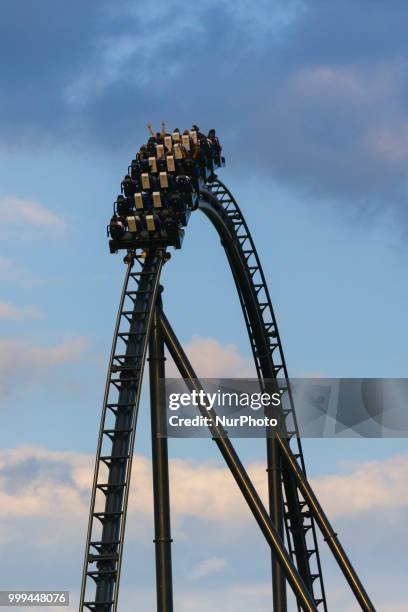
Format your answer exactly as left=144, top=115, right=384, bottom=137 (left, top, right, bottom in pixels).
left=167, top=336, right=256, bottom=378
left=0, top=197, right=65, bottom=232
left=0, top=337, right=88, bottom=400
left=190, top=556, right=228, bottom=579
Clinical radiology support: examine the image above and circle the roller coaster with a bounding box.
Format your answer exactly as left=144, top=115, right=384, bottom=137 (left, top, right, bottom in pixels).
left=79, top=127, right=376, bottom=611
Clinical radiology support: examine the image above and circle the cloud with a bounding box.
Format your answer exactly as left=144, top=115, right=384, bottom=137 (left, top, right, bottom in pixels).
left=0, top=447, right=406, bottom=610
left=3, top=1, right=408, bottom=232
left=0, top=337, right=88, bottom=400
left=0, top=302, right=43, bottom=320
left=191, top=556, right=228, bottom=579
left=254, top=63, right=408, bottom=204
left=311, top=453, right=408, bottom=519
left=0, top=197, right=65, bottom=232
left=0, top=447, right=90, bottom=555
left=167, top=336, right=256, bottom=378
left=1, top=446, right=406, bottom=533
left=0, top=446, right=406, bottom=547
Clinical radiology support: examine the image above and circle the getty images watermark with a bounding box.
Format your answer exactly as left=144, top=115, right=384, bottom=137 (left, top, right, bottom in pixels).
left=159, top=378, right=408, bottom=438
left=168, top=387, right=281, bottom=430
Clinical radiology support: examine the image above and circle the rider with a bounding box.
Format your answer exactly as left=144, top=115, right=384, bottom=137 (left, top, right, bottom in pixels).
left=208, top=129, right=222, bottom=166
left=148, top=121, right=166, bottom=142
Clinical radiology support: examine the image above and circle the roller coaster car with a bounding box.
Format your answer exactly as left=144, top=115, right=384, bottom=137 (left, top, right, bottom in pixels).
left=108, top=187, right=191, bottom=252
left=108, top=215, right=185, bottom=252
left=108, top=127, right=225, bottom=255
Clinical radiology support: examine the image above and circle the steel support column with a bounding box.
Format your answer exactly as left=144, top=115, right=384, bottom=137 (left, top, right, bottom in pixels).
left=149, top=292, right=174, bottom=612
left=266, top=435, right=287, bottom=610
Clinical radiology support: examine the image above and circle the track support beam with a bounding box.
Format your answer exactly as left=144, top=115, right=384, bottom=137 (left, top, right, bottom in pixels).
left=266, top=436, right=287, bottom=610
left=149, top=291, right=174, bottom=612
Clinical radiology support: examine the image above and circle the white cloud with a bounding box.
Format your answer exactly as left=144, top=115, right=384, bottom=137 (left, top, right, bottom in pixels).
left=0, top=337, right=88, bottom=399
left=167, top=336, right=256, bottom=378
left=311, top=454, right=408, bottom=519
left=191, top=556, right=227, bottom=579
left=1, top=447, right=407, bottom=541
left=0, top=448, right=259, bottom=546
left=0, top=197, right=65, bottom=231
left=0, top=447, right=406, bottom=610
left=0, top=302, right=43, bottom=320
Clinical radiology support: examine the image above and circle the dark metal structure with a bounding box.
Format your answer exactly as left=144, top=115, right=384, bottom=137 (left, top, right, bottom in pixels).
left=80, top=179, right=376, bottom=611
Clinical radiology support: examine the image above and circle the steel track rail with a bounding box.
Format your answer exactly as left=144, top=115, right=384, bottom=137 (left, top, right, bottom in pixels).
left=80, top=251, right=165, bottom=612
left=198, top=181, right=327, bottom=609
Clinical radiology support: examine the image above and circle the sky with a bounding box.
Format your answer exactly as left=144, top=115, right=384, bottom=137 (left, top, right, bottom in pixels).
left=0, top=1, right=408, bottom=610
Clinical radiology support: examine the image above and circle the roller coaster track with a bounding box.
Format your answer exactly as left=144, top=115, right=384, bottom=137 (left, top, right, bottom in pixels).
left=80, top=179, right=375, bottom=612
left=80, top=253, right=165, bottom=610
left=200, top=180, right=327, bottom=610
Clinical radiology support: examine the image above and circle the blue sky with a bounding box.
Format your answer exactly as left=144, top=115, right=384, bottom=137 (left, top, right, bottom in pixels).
left=0, top=1, right=407, bottom=610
